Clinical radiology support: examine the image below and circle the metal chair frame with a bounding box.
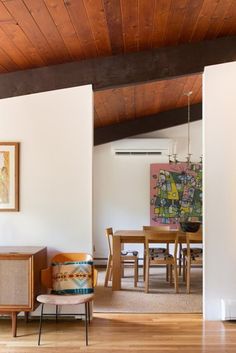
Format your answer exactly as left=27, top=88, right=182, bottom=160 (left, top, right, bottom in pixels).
left=38, top=302, right=90, bottom=346
left=37, top=252, right=96, bottom=346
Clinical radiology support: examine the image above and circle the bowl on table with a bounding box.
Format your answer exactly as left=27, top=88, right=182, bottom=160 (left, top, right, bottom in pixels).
left=179, top=221, right=201, bottom=233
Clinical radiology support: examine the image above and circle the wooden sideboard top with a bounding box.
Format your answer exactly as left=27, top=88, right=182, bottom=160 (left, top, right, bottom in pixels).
left=0, top=246, right=46, bottom=255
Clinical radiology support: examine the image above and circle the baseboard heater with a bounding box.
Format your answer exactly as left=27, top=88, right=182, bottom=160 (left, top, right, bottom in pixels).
left=221, top=299, right=236, bottom=320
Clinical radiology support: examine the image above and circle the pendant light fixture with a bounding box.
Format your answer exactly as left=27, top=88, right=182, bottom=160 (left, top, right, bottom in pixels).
left=168, top=91, right=202, bottom=166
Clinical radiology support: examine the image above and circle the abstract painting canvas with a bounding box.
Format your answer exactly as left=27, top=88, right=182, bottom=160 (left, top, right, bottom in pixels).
left=150, top=163, right=202, bottom=227
left=0, top=143, right=19, bottom=211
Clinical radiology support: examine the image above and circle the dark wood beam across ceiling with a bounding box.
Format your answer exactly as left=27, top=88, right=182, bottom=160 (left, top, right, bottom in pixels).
left=0, top=36, right=235, bottom=100
left=94, top=103, right=202, bottom=146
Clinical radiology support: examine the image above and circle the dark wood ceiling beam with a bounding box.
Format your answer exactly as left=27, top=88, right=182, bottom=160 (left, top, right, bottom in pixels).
left=94, top=103, right=202, bottom=145
left=0, top=36, right=235, bottom=99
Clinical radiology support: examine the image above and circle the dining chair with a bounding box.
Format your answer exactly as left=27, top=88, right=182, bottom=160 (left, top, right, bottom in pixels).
left=37, top=252, right=97, bottom=346
left=104, top=227, right=139, bottom=287
left=144, top=230, right=179, bottom=293
left=143, top=225, right=171, bottom=281
left=182, top=228, right=202, bottom=293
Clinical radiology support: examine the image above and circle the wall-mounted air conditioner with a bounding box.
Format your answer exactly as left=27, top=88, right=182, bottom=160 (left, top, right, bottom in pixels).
left=111, top=138, right=172, bottom=156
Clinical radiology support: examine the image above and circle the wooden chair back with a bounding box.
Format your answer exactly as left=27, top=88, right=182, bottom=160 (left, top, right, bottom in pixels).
left=144, top=231, right=179, bottom=260
left=52, top=253, right=92, bottom=262
left=41, top=252, right=97, bottom=289
left=143, top=225, right=171, bottom=231
left=105, top=227, right=113, bottom=256
left=186, top=227, right=203, bottom=258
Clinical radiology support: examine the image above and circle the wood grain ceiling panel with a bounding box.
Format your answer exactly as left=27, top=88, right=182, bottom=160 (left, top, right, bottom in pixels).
left=44, top=0, right=85, bottom=60
left=94, top=75, right=202, bottom=128
left=23, top=0, right=71, bottom=62
left=0, top=1, right=45, bottom=67
left=64, top=0, right=99, bottom=57
left=103, top=0, right=123, bottom=54
left=0, top=0, right=233, bottom=132
left=83, top=0, right=112, bottom=56
left=138, top=0, right=156, bottom=51
left=4, top=0, right=55, bottom=65
left=0, top=0, right=234, bottom=73
left=120, top=0, right=138, bottom=52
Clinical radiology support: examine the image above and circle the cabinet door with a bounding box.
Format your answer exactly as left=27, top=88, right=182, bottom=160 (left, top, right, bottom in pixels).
left=0, top=257, right=31, bottom=308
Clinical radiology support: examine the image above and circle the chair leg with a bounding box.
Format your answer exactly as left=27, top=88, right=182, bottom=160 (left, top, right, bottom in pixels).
left=145, top=256, right=150, bottom=293
left=143, top=252, right=146, bottom=281
left=169, top=264, right=173, bottom=285
left=186, top=260, right=191, bottom=294
left=178, top=243, right=182, bottom=276
left=104, top=256, right=112, bottom=287
left=85, top=303, right=88, bottom=346
left=56, top=305, right=58, bottom=322
left=121, top=262, right=125, bottom=278
left=134, top=258, right=138, bottom=287
left=182, top=254, right=186, bottom=282
left=166, top=244, right=169, bottom=281
left=109, top=265, right=113, bottom=281
left=174, top=262, right=179, bottom=293
left=166, top=264, right=169, bottom=282
left=143, top=243, right=146, bottom=281
left=38, top=304, right=44, bottom=346
left=87, top=301, right=90, bottom=325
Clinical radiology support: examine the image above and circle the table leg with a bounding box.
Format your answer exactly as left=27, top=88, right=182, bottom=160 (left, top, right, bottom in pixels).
left=11, top=312, right=18, bottom=337
left=112, top=235, right=121, bottom=290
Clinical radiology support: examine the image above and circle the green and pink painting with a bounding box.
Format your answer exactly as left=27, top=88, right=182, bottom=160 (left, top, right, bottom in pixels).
left=150, top=163, right=202, bottom=227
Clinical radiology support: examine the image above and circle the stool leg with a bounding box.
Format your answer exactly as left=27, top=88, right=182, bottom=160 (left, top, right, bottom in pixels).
left=85, top=303, right=88, bottom=346
left=38, top=304, right=44, bottom=346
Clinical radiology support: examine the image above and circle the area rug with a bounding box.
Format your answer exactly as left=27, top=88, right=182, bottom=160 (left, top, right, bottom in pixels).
left=94, top=267, right=202, bottom=313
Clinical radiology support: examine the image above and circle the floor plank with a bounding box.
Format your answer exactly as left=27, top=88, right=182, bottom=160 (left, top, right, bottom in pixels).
left=0, top=313, right=236, bottom=352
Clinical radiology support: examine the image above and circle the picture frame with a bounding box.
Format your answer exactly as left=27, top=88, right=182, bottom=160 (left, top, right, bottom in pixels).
left=0, top=142, right=19, bottom=211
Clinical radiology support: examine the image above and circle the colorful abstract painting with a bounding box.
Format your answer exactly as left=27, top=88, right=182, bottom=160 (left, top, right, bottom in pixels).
left=150, top=163, right=202, bottom=226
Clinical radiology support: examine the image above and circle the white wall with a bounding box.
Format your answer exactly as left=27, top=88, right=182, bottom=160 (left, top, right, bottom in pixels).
left=0, top=86, right=93, bottom=312
left=204, top=61, right=236, bottom=320
left=93, top=121, right=202, bottom=259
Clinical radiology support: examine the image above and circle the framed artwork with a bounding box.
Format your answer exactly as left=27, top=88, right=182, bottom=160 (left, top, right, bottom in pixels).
left=0, top=142, right=19, bottom=211
left=150, top=163, right=202, bottom=227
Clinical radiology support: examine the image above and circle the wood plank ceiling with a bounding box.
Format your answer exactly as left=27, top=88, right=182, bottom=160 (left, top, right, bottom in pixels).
left=94, top=74, right=202, bottom=128
left=0, top=0, right=235, bottom=130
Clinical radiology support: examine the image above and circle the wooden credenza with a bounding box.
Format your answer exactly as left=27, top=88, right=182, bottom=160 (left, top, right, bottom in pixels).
left=0, top=246, right=47, bottom=337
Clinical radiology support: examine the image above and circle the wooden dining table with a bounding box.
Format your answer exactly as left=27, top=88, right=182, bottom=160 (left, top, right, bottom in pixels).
left=112, top=229, right=202, bottom=291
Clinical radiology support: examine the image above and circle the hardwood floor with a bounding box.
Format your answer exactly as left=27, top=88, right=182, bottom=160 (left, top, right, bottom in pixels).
left=0, top=313, right=236, bottom=352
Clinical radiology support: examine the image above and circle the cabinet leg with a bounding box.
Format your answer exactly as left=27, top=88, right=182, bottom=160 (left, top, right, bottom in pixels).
left=24, top=312, right=29, bottom=323
left=11, top=312, right=18, bottom=337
